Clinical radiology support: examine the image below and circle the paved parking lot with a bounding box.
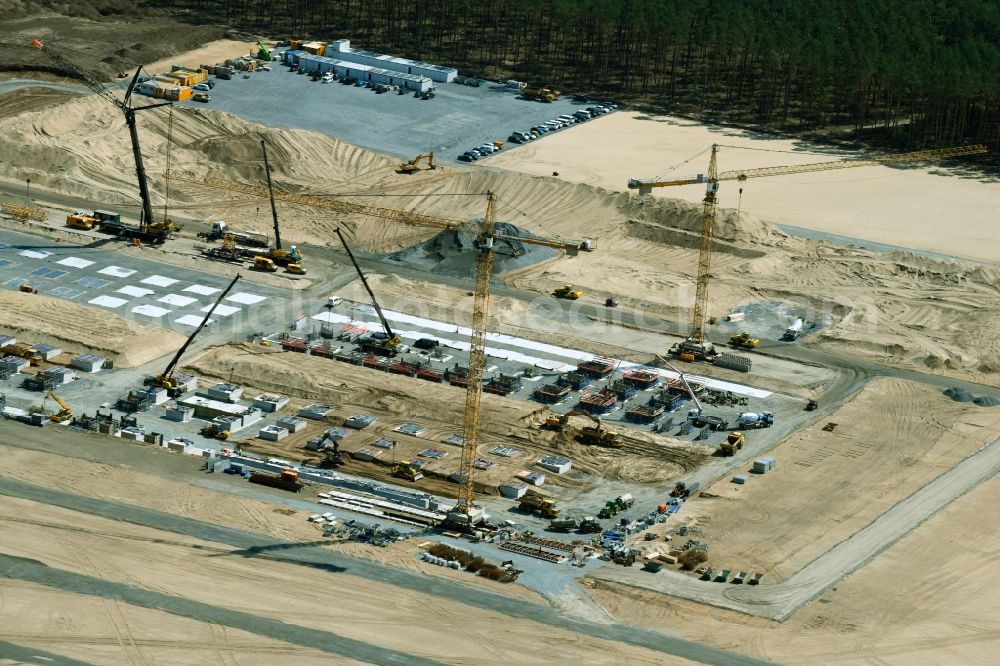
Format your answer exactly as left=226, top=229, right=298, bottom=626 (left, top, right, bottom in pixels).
left=186, top=66, right=612, bottom=163
left=0, top=229, right=287, bottom=334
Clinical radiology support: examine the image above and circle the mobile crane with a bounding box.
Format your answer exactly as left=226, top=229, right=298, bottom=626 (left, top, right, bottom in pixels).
left=260, top=139, right=306, bottom=274
left=628, top=144, right=988, bottom=361
left=144, top=273, right=242, bottom=396
left=45, top=391, right=73, bottom=423
left=333, top=227, right=400, bottom=356
left=31, top=39, right=183, bottom=244
left=165, top=175, right=594, bottom=528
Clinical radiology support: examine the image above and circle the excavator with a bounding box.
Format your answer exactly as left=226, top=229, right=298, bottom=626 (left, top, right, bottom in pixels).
left=144, top=274, right=242, bottom=396
left=541, top=410, right=623, bottom=448
left=334, top=227, right=401, bottom=356
left=45, top=391, right=72, bottom=423
left=392, top=459, right=424, bottom=481
left=260, top=140, right=306, bottom=274
left=397, top=152, right=435, bottom=174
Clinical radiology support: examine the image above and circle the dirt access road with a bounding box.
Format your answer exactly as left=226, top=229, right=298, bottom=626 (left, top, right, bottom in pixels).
left=596, top=432, right=1000, bottom=620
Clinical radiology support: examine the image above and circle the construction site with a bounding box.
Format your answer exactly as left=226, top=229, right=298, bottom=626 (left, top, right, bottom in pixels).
left=0, top=17, right=998, bottom=666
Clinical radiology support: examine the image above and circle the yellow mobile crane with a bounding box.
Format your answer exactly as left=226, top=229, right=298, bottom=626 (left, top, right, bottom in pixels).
left=45, top=391, right=73, bottom=423
left=144, top=273, right=242, bottom=396
left=261, top=140, right=306, bottom=274
left=165, top=172, right=594, bottom=527
left=627, top=144, right=988, bottom=361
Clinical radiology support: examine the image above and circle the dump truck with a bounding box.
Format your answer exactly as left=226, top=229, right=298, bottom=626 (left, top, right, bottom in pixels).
left=542, top=411, right=623, bottom=448
left=729, top=332, right=760, bottom=349
left=553, top=284, right=583, bottom=299
left=519, top=493, right=559, bottom=517
left=392, top=460, right=424, bottom=481
left=736, top=412, right=773, bottom=429
left=253, top=256, right=278, bottom=272
left=719, top=431, right=744, bottom=456
left=522, top=85, right=561, bottom=102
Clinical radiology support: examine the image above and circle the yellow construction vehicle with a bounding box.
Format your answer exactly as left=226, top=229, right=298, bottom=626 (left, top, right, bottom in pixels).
left=145, top=274, right=241, bottom=396
left=730, top=332, right=760, bottom=349
left=522, top=85, right=561, bottom=102
left=200, top=422, right=230, bottom=440
left=2, top=343, right=42, bottom=366
left=392, top=459, right=424, bottom=481
left=553, top=284, right=583, bottom=300
left=163, top=177, right=594, bottom=530
left=397, top=152, right=435, bottom=174
left=259, top=140, right=307, bottom=273
left=628, top=144, right=987, bottom=363
left=719, top=431, right=744, bottom=456
left=253, top=256, right=277, bottom=272
left=66, top=211, right=98, bottom=230
left=46, top=391, right=72, bottom=423
left=519, top=493, right=559, bottom=517
left=542, top=410, right=623, bottom=448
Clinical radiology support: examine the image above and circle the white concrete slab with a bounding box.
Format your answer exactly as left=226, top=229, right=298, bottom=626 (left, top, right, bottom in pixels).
left=225, top=291, right=267, bottom=305
left=141, top=275, right=178, bottom=287
left=88, top=295, right=128, bottom=309
left=98, top=266, right=137, bottom=278
left=55, top=256, right=95, bottom=269
left=116, top=285, right=155, bottom=298
left=175, top=314, right=214, bottom=327
left=19, top=250, right=50, bottom=259
left=183, top=284, right=221, bottom=296
left=158, top=294, right=198, bottom=307
left=132, top=304, right=171, bottom=317
left=199, top=303, right=241, bottom=317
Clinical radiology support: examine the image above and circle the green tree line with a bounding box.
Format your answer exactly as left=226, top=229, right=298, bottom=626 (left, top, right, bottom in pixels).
left=153, top=0, right=1000, bottom=152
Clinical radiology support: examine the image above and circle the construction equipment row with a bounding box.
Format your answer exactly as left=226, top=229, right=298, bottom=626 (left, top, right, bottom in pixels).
left=498, top=541, right=566, bottom=563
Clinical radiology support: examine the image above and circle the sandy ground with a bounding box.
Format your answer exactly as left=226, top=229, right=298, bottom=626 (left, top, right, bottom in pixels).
left=140, top=39, right=258, bottom=77
left=0, top=468, right=685, bottom=664
left=584, top=471, right=1000, bottom=665
left=0, top=580, right=350, bottom=665
left=0, top=289, right=184, bottom=366
left=187, top=343, right=706, bottom=496
left=1, top=95, right=996, bottom=385
left=488, top=112, right=1000, bottom=264
left=667, top=378, right=1000, bottom=582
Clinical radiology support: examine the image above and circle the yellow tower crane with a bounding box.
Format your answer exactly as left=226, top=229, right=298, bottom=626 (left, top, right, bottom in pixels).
left=627, top=144, right=987, bottom=360
left=165, top=172, right=594, bottom=527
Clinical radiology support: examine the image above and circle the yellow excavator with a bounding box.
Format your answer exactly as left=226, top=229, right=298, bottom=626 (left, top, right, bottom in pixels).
left=397, top=152, right=435, bottom=174
left=46, top=391, right=73, bottom=423
left=542, top=410, right=623, bottom=448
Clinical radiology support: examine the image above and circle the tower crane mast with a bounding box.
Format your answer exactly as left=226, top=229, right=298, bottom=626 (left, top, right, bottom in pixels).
left=168, top=173, right=593, bottom=526
left=628, top=143, right=987, bottom=358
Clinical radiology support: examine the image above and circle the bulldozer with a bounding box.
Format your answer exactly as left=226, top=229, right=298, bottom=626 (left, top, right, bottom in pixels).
left=719, top=431, right=744, bottom=456
left=397, top=152, right=435, bottom=174
left=730, top=332, right=760, bottom=349
left=553, top=284, right=583, bottom=300
left=519, top=493, right=559, bottom=517
left=392, top=459, right=424, bottom=482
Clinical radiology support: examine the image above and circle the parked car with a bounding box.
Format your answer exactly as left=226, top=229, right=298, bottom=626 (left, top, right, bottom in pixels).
left=532, top=125, right=548, bottom=134
left=508, top=134, right=525, bottom=144
left=557, top=115, right=575, bottom=124
left=478, top=144, right=496, bottom=154
left=193, top=83, right=210, bottom=91
left=193, top=92, right=211, bottom=103
left=204, top=79, right=216, bottom=89
left=458, top=153, right=473, bottom=162
left=354, top=79, right=366, bottom=87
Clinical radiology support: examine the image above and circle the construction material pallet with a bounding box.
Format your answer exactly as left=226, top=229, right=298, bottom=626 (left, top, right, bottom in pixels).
left=281, top=339, right=308, bottom=353
left=416, top=368, right=443, bottom=382
left=518, top=535, right=577, bottom=553
left=388, top=362, right=418, bottom=377
left=499, top=541, right=566, bottom=563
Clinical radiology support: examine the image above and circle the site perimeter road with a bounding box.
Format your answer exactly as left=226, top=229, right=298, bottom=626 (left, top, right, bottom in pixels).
left=596, top=435, right=1000, bottom=621
left=0, top=472, right=765, bottom=666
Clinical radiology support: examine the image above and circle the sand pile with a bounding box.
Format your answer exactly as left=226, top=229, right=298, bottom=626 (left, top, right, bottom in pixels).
left=0, top=290, right=184, bottom=367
